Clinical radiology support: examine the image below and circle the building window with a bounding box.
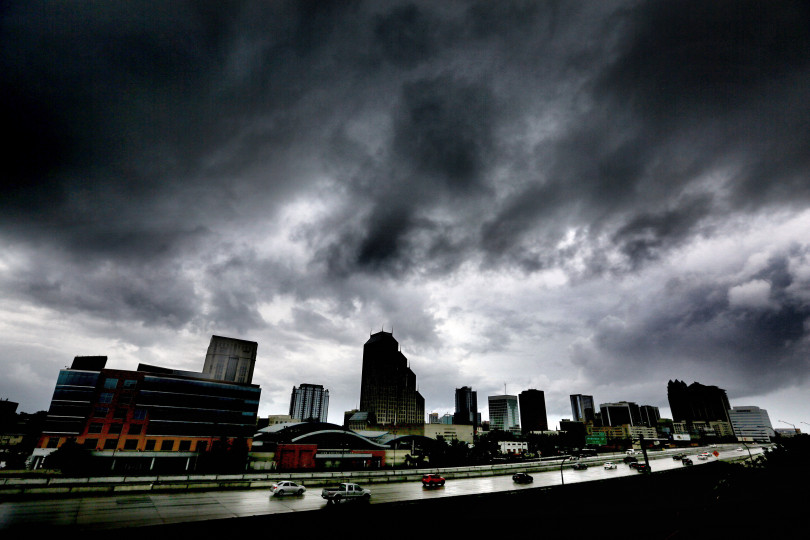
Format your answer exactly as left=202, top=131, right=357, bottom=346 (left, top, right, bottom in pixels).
left=108, top=423, right=122, bottom=434
left=178, top=440, right=191, bottom=451
left=127, top=424, right=142, bottom=435
left=144, top=440, right=156, bottom=451
left=88, top=422, right=103, bottom=434
left=104, top=378, right=118, bottom=389
left=196, top=441, right=207, bottom=452
left=114, top=408, right=127, bottom=419
left=123, top=439, right=138, bottom=450
left=84, top=438, right=98, bottom=449
left=93, top=407, right=109, bottom=418
left=46, top=437, right=59, bottom=448
left=103, top=439, right=118, bottom=450
left=123, top=379, right=137, bottom=388
left=132, top=408, right=147, bottom=420
left=99, top=392, right=114, bottom=404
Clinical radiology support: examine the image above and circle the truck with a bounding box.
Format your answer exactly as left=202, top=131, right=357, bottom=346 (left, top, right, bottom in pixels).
left=321, top=482, right=371, bottom=504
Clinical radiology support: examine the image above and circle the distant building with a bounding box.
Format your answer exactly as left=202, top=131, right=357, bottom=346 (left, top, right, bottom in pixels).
left=488, top=395, right=519, bottom=432
left=639, top=405, right=660, bottom=427
left=289, top=384, right=329, bottom=423
left=728, top=406, right=775, bottom=442
left=424, top=423, right=474, bottom=444
left=519, top=389, right=548, bottom=433
left=439, top=413, right=454, bottom=424
left=428, top=412, right=440, bottom=424
left=570, top=394, right=596, bottom=423
left=453, top=386, right=481, bottom=430
left=599, top=401, right=642, bottom=427
left=667, top=380, right=731, bottom=424
left=266, top=415, right=296, bottom=427
left=359, top=331, right=425, bottom=426
left=31, top=354, right=260, bottom=471
left=202, top=335, right=258, bottom=384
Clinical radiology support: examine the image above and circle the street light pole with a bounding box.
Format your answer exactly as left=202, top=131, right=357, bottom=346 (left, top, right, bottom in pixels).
left=779, top=420, right=798, bottom=434
left=560, top=455, right=570, bottom=485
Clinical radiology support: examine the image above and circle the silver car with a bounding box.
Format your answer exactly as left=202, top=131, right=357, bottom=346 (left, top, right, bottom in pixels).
left=270, top=480, right=306, bottom=496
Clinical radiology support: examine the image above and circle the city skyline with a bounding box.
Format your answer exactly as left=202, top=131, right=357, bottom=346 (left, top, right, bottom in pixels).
left=2, top=2, right=809, bottom=431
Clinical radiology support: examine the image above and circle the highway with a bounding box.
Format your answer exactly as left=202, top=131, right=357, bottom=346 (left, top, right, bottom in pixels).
left=0, top=445, right=762, bottom=531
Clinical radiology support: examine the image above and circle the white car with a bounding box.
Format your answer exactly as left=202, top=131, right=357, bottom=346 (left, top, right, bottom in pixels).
left=698, top=452, right=710, bottom=460
left=603, top=461, right=617, bottom=470
left=270, top=480, right=306, bottom=496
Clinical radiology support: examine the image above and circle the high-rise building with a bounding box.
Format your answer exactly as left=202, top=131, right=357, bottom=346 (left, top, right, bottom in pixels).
left=599, top=401, right=642, bottom=427
left=728, top=406, right=775, bottom=442
left=202, top=335, right=258, bottom=384
left=453, top=386, right=480, bottom=428
left=359, top=331, right=425, bottom=426
left=639, top=405, right=661, bottom=427
left=289, top=383, right=329, bottom=422
left=519, top=389, right=548, bottom=432
left=667, top=380, right=731, bottom=423
left=488, top=395, right=519, bottom=432
left=32, top=355, right=261, bottom=471
left=570, top=394, right=596, bottom=423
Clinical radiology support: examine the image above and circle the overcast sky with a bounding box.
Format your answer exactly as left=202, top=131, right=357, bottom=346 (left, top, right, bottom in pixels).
left=2, top=1, right=810, bottom=432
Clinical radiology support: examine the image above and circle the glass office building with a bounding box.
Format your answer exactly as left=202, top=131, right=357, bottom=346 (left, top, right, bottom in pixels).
left=34, top=355, right=260, bottom=471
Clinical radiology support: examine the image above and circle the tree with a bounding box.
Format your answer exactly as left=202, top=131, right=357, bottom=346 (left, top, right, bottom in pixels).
left=44, top=439, right=95, bottom=476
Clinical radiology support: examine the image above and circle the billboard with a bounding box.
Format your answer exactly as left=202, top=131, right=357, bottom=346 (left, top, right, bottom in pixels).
left=673, top=434, right=691, bottom=441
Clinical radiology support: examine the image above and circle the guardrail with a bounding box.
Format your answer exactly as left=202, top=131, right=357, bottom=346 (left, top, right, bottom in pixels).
left=0, top=447, right=744, bottom=500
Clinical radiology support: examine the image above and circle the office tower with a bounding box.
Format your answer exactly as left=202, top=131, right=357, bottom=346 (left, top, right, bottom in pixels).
left=639, top=405, right=660, bottom=427
left=359, top=331, right=425, bottom=426
left=453, top=386, right=480, bottom=428
left=519, top=389, right=548, bottom=432
left=488, top=395, right=519, bottom=432
left=33, top=355, right=260, bottom=471
left=570, top=394, right=596, bottom=423
left=728, top=406, right=775, bottom=442
left=428, top=412, right=439, bottom=424
left=202, top=335, right=258, bottom=384
left=599, top=401, right=642, bottom=426
left=667, top=380, right=731, bottom=423
left=289, top=383, right=329, bottom=422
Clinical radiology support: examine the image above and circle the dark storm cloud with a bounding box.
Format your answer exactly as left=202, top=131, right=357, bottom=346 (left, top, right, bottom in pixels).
left=577, top=254, right=810, bottom=394
left=3, top=0, right=810, bottom=419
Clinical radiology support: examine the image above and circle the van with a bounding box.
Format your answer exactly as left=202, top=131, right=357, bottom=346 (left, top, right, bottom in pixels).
left=625, top=449, right=637, bottom=455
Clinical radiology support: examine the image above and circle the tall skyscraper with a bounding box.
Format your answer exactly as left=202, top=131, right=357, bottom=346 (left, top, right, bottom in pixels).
left=202, top=335, right=258, bottom=384
left=570, top=394, right=596, bottom=423
left=488, top=395, right=519, bottom=432
left=359, top=331, right=425, bottom=426
left=667, top=380, right=731, bottom=423
left=453, top=386, right=480, bottom=428
left=289, top=383, right=329, bottom=422
left=519, top=389, right=548, bottom=432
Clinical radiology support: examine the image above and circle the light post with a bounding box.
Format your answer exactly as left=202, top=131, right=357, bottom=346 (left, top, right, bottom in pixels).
left=779, top=420, right=798, bottom=434
left=560, top=455, right=570, bottom=485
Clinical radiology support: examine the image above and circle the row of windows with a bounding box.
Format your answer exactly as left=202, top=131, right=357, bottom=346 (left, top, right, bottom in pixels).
left=141, top=375, right=260, bottom=400
left=137, top=390, right=257, bottom=412
left=47, top=437, right=209, bottom=452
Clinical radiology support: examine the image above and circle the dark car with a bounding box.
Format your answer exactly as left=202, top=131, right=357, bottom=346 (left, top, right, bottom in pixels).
left=422, top=473, right=445, bottom=487
left=634, top=463, right=650, bottom=473
left=512, top=472, right=533, bottom=484
left=682, top=457, right=693, bottom=466
left=623, top=455, right=638, bottom=464
left=672, top=453, right=684, bottom=460
left=572, top=462, right=588, bottom=470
